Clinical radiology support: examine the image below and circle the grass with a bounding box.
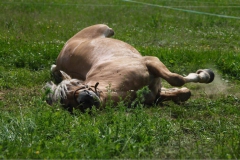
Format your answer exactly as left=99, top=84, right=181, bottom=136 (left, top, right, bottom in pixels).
left=1, top=0, right=240, bottom=158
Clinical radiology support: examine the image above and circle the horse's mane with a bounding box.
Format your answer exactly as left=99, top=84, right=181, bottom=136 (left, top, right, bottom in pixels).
left=45, top=80, right=70, bottom=104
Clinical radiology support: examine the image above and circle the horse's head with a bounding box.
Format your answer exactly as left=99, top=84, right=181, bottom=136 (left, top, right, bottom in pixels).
left=45, top=71, right=101, bottom=112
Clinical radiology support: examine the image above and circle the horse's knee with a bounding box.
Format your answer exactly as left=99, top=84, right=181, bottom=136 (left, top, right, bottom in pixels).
left=104, top=27, right=114, bottom=37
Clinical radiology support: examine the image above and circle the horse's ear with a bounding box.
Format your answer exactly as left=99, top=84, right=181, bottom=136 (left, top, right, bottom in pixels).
left=60, top=70, right=72, bottom=80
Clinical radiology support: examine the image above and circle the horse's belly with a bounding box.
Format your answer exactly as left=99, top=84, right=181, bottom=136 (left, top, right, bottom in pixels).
left=86, top=60, right=151, bottom=91
left=57, top=38, right=148, bottom=85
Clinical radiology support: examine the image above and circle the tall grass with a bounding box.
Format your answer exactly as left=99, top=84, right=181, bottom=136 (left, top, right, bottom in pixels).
left=0, top=0, right=240, bottom=158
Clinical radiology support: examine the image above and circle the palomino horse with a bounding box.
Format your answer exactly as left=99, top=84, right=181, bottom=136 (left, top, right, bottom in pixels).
left=45, top=24, right=214, bottom=112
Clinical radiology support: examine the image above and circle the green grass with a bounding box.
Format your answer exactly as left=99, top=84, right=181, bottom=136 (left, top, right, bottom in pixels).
left=1, top=0, right=240, bottom=158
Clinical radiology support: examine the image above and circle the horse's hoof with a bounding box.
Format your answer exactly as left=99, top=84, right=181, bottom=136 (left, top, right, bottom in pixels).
left=197, top=69, right=215, bottom=83
left=204, top=69, right=215, bottom=83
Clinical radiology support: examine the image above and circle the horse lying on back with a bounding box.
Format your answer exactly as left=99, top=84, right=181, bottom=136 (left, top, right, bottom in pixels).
left=45, top=24, right=214, bottom=112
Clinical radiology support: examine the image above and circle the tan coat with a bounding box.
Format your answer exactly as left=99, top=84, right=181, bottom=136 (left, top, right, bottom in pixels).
left=49, top=24, right=214, bottom=109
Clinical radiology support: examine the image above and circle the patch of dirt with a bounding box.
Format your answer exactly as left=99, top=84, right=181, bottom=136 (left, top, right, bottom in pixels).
left=191, top=71, right=238, bottom=99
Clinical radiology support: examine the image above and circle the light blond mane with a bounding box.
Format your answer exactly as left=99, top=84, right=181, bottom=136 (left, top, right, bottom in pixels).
left=45, top=80, right=71, bottom=104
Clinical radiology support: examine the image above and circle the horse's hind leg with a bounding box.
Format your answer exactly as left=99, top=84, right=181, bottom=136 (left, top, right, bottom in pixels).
left=157, top=87, right=191, bottom=104
left=144, top=56, right=214, bottom=86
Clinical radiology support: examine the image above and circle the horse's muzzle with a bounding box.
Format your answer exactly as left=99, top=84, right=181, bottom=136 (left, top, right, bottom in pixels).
left=76, top=90, right=101, bottom=111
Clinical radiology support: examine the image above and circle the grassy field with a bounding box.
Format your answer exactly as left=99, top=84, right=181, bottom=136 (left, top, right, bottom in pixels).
left=1, top=0, right=240, bottom=158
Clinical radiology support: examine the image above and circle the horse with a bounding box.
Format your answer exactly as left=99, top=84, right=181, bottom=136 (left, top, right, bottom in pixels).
left=45, top=24, right=214, bottom=112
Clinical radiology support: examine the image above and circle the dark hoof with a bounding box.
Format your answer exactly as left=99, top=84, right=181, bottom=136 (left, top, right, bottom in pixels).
left=197, top=69, right=215, bottom=83
left=203, top=69, right=215, bottom=83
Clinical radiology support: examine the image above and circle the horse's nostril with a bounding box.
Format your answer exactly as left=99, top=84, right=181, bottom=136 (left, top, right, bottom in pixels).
left=77, top=90, right=100, bottom=110
left=84, top=90, right=93, bottom=97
